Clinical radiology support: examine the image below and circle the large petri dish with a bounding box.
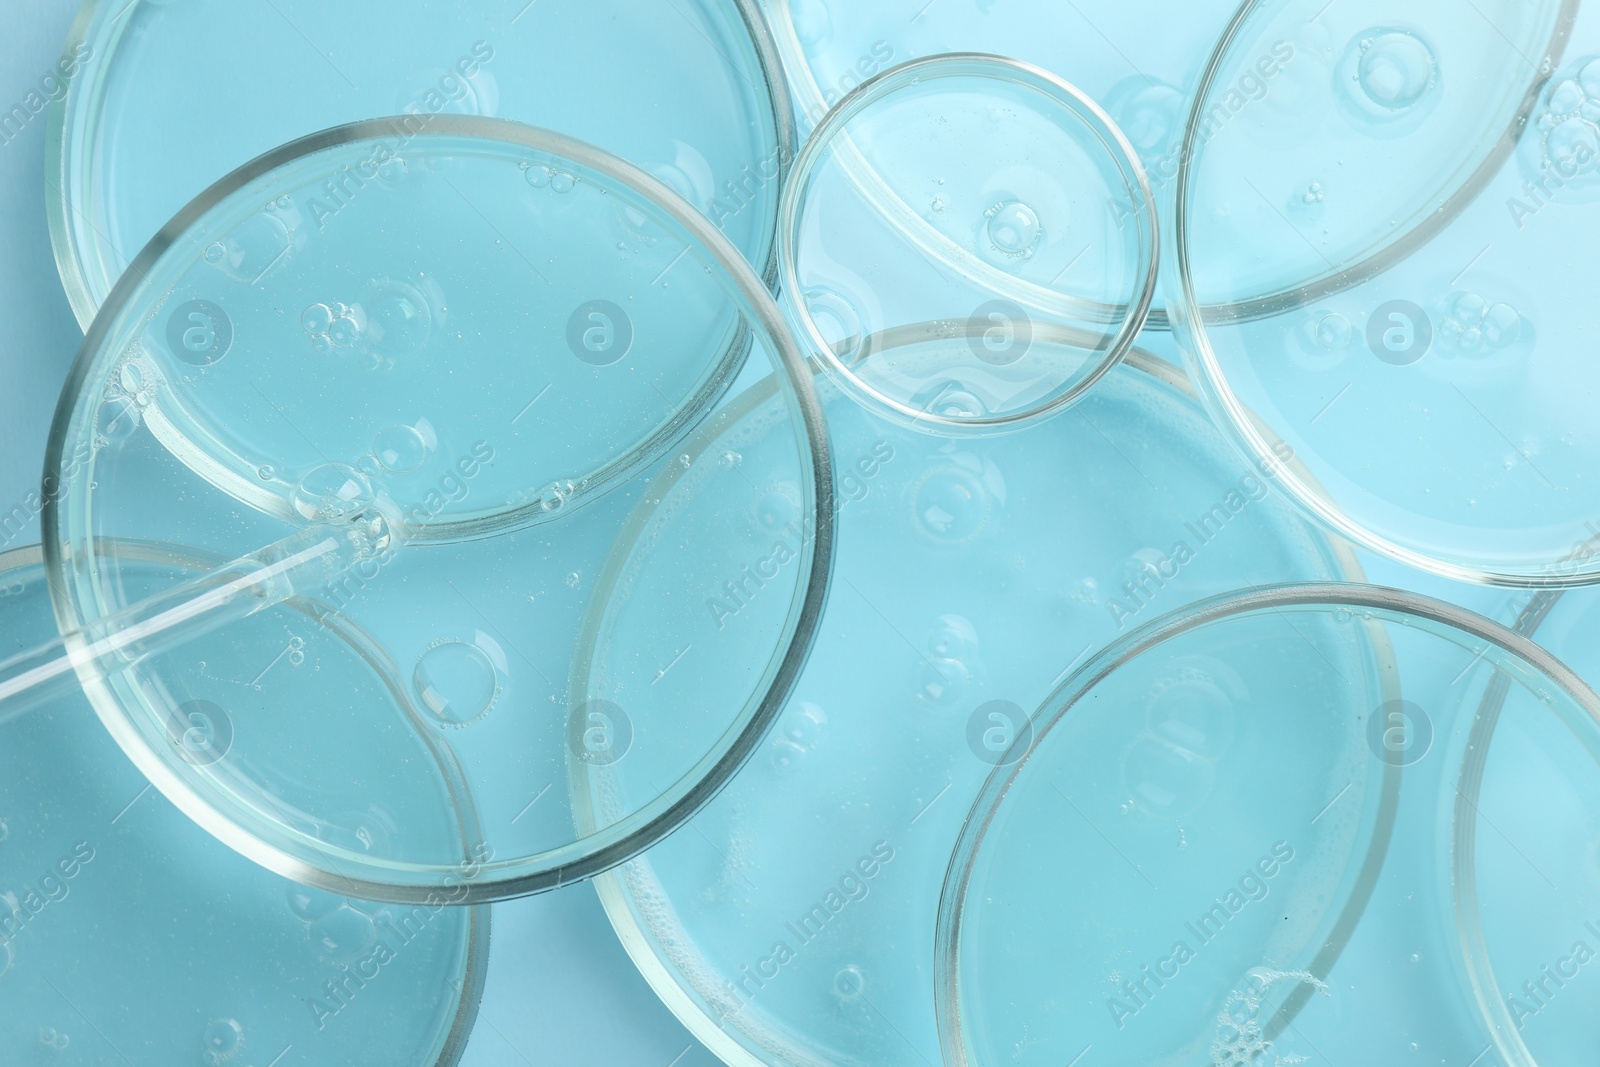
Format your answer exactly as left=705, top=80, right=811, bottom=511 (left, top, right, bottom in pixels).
left=585, top=345, right=1369, bottom=1067
left=778, top=54, right=1156, bottom=433
left=0, top=540, right=488, bottom=1066
left=764, top=0, right=1565, bottom=327
left=1452, top=586, right=1600, bottom=1067
left=938, top=584, right=1600, bottom=1067
left=1169, top=0, right=1598, bottom=584
left=49, top=0, right=791, bottom=326
left=34, top=118, right=831, bottom=902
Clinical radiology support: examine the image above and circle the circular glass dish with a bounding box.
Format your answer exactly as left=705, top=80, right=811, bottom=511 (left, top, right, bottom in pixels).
left=587, top=344, right=1367, bottom=1067
left=0, top=540, right=488, bottom=1065
left=766, top=0, right=1566, bottom=328
left=778, top=54, right=1156, bottom=432
left=37, top=118, right=832, bottom=903
left=1168, top=0, right=1595, bottom=585
left=936, top=583, right=1599, bottom=1067
left=49, top=0, right=791, bottom=326
left=1453, top=586, right=1600, bottom=1066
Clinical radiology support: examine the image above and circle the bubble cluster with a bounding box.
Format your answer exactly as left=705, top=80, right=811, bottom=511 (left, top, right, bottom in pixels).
left=522, top=162, right=576, bottom=192
left=1435, top=292, right=1526, bottom=357
left=1210, top=970, right=1327, bottom=1067
left=1525, top=57, right=1600, bottom=194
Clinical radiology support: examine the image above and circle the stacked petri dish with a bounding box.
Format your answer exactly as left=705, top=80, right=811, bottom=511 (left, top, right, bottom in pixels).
left=0, top=0, right=1596, bottom=1064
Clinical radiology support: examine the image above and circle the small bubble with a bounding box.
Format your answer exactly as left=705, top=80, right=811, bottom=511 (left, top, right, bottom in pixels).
left=983, top=199, right=1042, bottom=261
left=1074, top=577, right=1099, bottom=604
left=550, top=172, right=575, bottom=194
left=782, top=702, right=828, bottom=750
left=204, top=242, right=226, bottom=263
left=1315, top=313, right=1352, bottom=349
left=525, top=164, right=552, bottom=188
left=257, top=464, right=276, bottom=481
left=414, top=640, right=500, bottom=727
left=372, top=424, right=430, bottom=473
left=96, top=396, right=140, bottom=445
left=718, top=450, right=742, bottom=470
left=915, top=467, right=990, bottom=543
left=310, top=905, right=377, bottom=963
left=301, top=303, right=334, bottom=336
left=565, top=571, right=581, bottom=589
left=378, top=157, right=408, bottom=183
left=292, top=463, right=374, bottom=522
left=328, top=314, right=362, bottom=348
left=201, top=1018, right=244, bottom=1065
left=679, top=454, right=693, bottom=469
left=1409, top=952, right=1421, bottom=963
left=1354, top=29, right=1437, bottom=111
left=833, top=964, right=866, bottom=1000
left=274, top=195, right=291, bottom=209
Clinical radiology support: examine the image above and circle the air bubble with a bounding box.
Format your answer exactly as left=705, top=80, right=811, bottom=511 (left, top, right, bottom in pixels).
left=372, top=424, right=430, bottom=473
left=300, top=303, right=334, bottom=337
left=292, top=463, right=374, bottom=522
left=833, top=964, right=866, bottom=999
left=309, top=905, right=377, bottom=963
left=327, top=314, right=362, bottom=348
left=782, top=702, right=828, bottom=750
left=565, top=571, right=581, bottom=589
left=915, top=467, right=990, bottom=543
left=363, top=279, right=434, bottom=357
left=204, top=242, right=226, bottom=263
left=201, top=1018, right=244, bottom=1065
left=414, top=640, right=500, bottom=727
left=757, top=488, right=798, bottom=531
left=1315, top=313, right=1352, bottom=349
left=1354, top=30, right=1437, bottom=111
left=983, top=199, right=1043, bottom=261
left=96, top=396, right=140, bottom=445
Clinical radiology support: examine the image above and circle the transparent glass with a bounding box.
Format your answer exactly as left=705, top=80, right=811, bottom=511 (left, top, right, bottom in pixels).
left=937, top=585, right=1600, bottom=1067
left=49, top=0, right=792, bottom=325
left=778, top=54, right=1157, bottom=433
left=29, top=118, right=832, bottom=903
left=590, top=347, right=1362, bottom=1067
left=1167, top=0, right=1591, bottom=585
left=0, top=541, right=488, bottom=1065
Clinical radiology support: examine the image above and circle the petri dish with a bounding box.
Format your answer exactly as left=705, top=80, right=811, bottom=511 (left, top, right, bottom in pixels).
left=937, top=584, right=1600, bottom=1067
left=0, top=540, right=488, bottom=1066
left=778, top=54, right=1156, bottom=432
left=31, top=118, right=831, bottom=902
left=766, top=0, right=1564, bottom=328
left=1452, top=587, right=1600, bottom=1067
left=49, top=0, right=791, bottom=326
left=585, top=344, right=1366, bottom=1067
left=1168, top=0, right=1597, bottom=584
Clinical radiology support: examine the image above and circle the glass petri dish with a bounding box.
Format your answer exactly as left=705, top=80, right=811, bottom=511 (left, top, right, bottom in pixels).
left=35, top=119, right=831, bottom=902
left=937, top=584, right=1600, bottom=1067
left=49, top=0, right=791, bottom=326
left=1452, top=587, right=1600, bottom=1067
left=1168, top=0, right=1596, bottom=585
left=778, top=54, right=1156, bottom=432
left=585, top=344, right=1366, bottom=1067
left=0, top=540, right=488, bottom=1066
left=765, top=0, right=1564, bottom=328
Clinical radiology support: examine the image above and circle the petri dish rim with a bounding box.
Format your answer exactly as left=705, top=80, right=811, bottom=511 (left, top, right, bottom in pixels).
left=1453, top=588, right=1600, bottom=1067
left=587, top=343, right=1376, bottom=1067
left=0, top=537, right=495, bottom=1063
left=45, top=0, right=798, bottom=330
left=1165, top=0, right=1588, bottom=588
left=776, top=52, right=1159, bottom=433
left=38, top=116, right=837, bottom=904
left=933, top=580, right=1599, bottom=1067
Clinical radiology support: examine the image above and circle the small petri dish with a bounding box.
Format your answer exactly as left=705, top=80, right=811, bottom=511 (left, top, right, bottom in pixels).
left=49, top=0, right=791, bottom=326
left=0, top=540, right=488, bottom=1066
left=937, top=584, right=1599, bottom=1067
left=1169, top=0, right=1595, bottom=584
left=33, top=119, right=830, bottom=902
left=766, top=0, right=1564, bottom=330
left=586, top=345, right=1366, bottom=1067
left=778, top=54, right=1157, bottom=433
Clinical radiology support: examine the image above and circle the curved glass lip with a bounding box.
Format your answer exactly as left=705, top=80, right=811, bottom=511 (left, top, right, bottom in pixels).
left=45, top=0, right=796, bottom=330
left=1454, top=588, right=1600, bottom=1067
left=933, top=581, right=1600, bottom=1067
left=38, top=118, right=836, bottom=904
left=587, top=344, right=1373, bottom=1067
left=776, top=52, right=1158, bottom=433
left=1165, top=0, right=1588, bottom=588
left=0, top=537, right=492, bottom=1066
